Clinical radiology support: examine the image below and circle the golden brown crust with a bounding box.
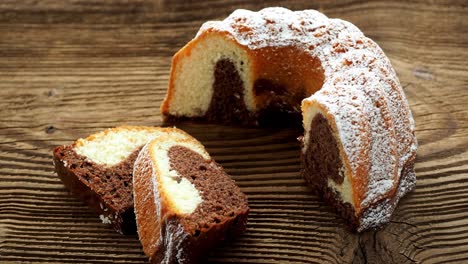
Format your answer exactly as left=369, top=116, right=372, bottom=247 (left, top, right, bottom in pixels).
left=75, top=126, right=176, bottom=147
left=133, top=144, right=161, bottom=257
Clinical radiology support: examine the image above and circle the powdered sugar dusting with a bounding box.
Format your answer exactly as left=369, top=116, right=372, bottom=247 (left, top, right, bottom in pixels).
left=159, top=220, right=189, bottom=264
left=99, top=214, right=112, bottom=225
left=359, top=164, right=416, bottom=231
left=198, top=7, right=418, bottom=228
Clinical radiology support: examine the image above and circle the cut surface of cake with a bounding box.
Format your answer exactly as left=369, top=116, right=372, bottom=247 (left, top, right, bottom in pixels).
left=161, top=7, right=417, bottom=231
left=133, top=129, right=249, bottom=264
left=53, top=126, right=186, bottom=234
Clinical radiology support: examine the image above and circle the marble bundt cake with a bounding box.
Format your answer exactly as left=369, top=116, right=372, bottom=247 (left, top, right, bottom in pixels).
left=133, top=129, right=249, bottom=263
left=53, top=126, right=186, bottom=234
left=161, top=7, right=417, bottom=231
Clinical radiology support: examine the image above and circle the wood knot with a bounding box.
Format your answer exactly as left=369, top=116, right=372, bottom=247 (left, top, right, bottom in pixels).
left=46, top=89, right=57, bottom=97
left=45, top=125, right=56, bottom=134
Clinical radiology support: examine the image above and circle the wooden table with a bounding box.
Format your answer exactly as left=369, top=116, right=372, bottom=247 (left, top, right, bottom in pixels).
left=1, top=1, right=467, bottom=263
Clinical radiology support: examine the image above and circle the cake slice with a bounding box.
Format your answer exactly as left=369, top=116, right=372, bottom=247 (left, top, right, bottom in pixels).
left=133, top=130, right=249, bottom=263
left=53, top=126, right=186, bottom=234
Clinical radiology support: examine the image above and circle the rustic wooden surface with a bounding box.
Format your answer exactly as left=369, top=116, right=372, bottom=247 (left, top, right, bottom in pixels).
left=1, top=0, right=467, bottom=263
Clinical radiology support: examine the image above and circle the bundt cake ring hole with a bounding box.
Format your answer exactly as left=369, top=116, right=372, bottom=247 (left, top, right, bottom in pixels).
left=209, top=45, right=325, bottom=127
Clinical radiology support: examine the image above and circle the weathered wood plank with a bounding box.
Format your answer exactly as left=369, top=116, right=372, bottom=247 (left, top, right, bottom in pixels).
left=0, top=0, right=467, bottom=263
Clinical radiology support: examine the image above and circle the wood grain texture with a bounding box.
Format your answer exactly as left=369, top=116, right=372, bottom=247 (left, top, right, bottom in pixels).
left=1, top=0, right=467, bottom=263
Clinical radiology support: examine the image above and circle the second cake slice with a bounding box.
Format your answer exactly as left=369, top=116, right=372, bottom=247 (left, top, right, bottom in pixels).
left=133, top=130, right=249, bottom=264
